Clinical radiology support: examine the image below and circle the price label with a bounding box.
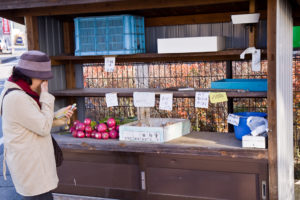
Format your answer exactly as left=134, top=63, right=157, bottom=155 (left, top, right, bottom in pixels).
left=134, top=92, right=155, bottom=107
left=159, top=93, right=173, bottom=111
left=209, top=92, right=228, bottom=103
left=105, top=57, right=115, bottom=72
left=195, top=92, right=209, bottom=108
left=227, top=114, right=240, bottom=126
left=105, top=93, right=118, bottom=107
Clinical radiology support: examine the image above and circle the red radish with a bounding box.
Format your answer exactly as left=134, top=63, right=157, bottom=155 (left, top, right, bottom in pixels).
left=107, top=118, right=116, bottom=127
left=97, top=123, right=107, bottom=132
left=76, top=123, right=85, bottom=131
left=101, top=132, right=109, bottom=139
left=116, top=125, right=120, bottom=132
left=69, top=126, right=76, bottom=133
left=109, top=130, right=118, bottom=139
left=95, top=132, right=102, bottom=139
left=85, top=132, right=91, bottom=138
left=91, top=130, right=97, bottom=138
left=77, top=131, right=85, bottom=138
left=108, top=126, right=115, bottom=131
left=85, top=125, right=92, bottom=133
left=72, top=130, right=77, bottom=138
left=84, top=118, right=92, bottom=126
left=73, top=120, right=80, bottom=127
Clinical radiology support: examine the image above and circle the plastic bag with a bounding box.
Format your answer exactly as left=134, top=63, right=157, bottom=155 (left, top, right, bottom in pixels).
left=247, top=117, right=268, bottom=136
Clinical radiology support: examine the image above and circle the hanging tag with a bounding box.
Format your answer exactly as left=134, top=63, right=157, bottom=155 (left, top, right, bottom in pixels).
left=195, top=92, right=209, bottom=108
left=105, top=56, right=115, bottom=72
left=252, top=49, right=261, bottom=71
left=159, top=93, right=173, bottom=111
left=105, top=93, right=118, bottom=107
left=134, top=92, right=155, bottom=107
left=228, top=114, right=240, bottom=126
left=210, top=92, right=228, bottom=103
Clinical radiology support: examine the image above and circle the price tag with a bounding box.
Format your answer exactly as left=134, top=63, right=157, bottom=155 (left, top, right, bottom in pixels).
left=195, top=92, right=209, bottom=108
left=228, top=114, right=240, bottom=126
left=105, top=56, right=115, bottom=72
left=209, top=92, right=228, bottom=103
left=159, top=93, right=173, bottom=111
left=134, top=92, right=155, bottom=107
left=105, top=93, right=118, bottom=107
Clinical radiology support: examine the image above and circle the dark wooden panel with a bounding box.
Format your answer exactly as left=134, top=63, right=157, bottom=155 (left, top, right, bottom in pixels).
left=146, top=167, right=258, bottom=200
left=50, top=88, right=267, bottom=98
left=55, top=185, right=141, bottom=200
left=57, top=160, right=140, bottom=191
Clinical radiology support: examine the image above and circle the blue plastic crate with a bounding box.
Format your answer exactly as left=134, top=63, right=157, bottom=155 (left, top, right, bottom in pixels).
left=211, top=79, right=267, bottom=91
left=74, top=15, right=145, bottom=56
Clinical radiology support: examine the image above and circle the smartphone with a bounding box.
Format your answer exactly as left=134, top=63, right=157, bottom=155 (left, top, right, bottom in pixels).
left=70, top=103, right=77, bottom=111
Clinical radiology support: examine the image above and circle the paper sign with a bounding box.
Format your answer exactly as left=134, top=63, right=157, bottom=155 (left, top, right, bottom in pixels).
left=105, top=93, right=118, bottom=107
left=195, top=92, right=209, bottom=108
left=159, top=93, right=173, bottom=111
left=209, top=92, right=228, bottom=103
left=227, top=114, right=240, bottom=126
left=134, top=92, right=155, bottom=107
left=105, top=57, right=115, bottom=72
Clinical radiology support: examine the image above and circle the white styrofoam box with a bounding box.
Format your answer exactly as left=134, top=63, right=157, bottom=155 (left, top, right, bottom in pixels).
left=119, top=118, right=191, bottom=143
left=157, top=36, right=225, bottom=54
left=242, top=134, right=266, bottom=149
left=231, top=13, right=260, bottom=24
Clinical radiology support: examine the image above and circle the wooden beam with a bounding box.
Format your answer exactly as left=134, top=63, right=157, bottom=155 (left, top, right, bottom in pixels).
left=25, top=16, right=39, bottom=50
left=1, top=16, right=24, bottom=24
left=267, top=0, right=278, bottom=199
left=63, top=22, right=74, bottom=54
left=0, top=0, right=249, bottom=17
left=146, top=10, right=267, bottom=27
left=249, top=0, right=256, bottom=47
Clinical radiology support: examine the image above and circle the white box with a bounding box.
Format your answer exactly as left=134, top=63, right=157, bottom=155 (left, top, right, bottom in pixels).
left=157, top=36, right=225, bottom=54
left=119, top=118, right=191, bottom=143
left=242, top=134, right=267, bottom=149
left=231, top=13, right=260, bottom=24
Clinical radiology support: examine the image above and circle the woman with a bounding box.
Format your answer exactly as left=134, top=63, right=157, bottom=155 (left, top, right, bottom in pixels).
left=0, top=50, right=76, bottom=200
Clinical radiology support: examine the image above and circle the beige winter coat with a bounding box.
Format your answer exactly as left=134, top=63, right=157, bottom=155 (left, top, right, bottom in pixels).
left=0, top=81, right=67, bottom=196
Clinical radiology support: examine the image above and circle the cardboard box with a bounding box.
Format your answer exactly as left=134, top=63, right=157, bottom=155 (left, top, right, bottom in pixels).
left=119, top=118, right=191, bottom=143
left=242, top=134, right=267, bottom=149
left=157, top=36, right=225, bottom=54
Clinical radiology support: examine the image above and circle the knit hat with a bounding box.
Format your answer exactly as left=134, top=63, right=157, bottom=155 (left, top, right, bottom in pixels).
left=16, top=50, right=53, bottom=80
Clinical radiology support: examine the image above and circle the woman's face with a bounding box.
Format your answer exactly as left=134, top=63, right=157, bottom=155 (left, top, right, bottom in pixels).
left=31, top=78, right=44, bottom=93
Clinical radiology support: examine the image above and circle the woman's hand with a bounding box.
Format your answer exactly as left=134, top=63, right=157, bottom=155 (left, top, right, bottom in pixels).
left=41, top=81, right=49, bottom=93
left=64, top=105, right=77, bottom=119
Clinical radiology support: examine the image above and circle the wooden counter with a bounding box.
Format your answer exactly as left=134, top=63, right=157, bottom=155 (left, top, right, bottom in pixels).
left=53, top=131, right=268, bottom=160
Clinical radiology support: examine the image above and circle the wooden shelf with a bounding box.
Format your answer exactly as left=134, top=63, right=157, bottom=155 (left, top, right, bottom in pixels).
left=51, top=49, right=267, bottom=65
left=50, top=88, right=267, bottom=98
left=52, top=131, right=268, bottom=160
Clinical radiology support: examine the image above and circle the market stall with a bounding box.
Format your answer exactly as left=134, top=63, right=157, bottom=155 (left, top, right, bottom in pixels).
left=0, top=0, right=298, bottom=199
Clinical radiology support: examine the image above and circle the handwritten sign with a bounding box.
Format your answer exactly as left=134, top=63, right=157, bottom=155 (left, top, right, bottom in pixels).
left=105, top=57, right=115, bottom=72
left=159, top=93, right=173, bottom=111
left=227, top=114, right=240, bottom=126
left=195, top=92, right=209, bottom=108
left=133, top=92, right=155, bottom=107
left=209, top=92, right=228, bottom=103
left=105, top=93, right=118, bottom=107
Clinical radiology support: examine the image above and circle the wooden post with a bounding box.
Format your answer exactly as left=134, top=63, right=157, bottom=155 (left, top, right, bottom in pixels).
left=63, top=21, right=77, bottom=121
left=249, top=0, right=256, bottom=47
left=226, top=61, right=234, bottom=132
left=25, top=16, right=39, bottom=50
left=267, top=0, right=278, bottom=199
